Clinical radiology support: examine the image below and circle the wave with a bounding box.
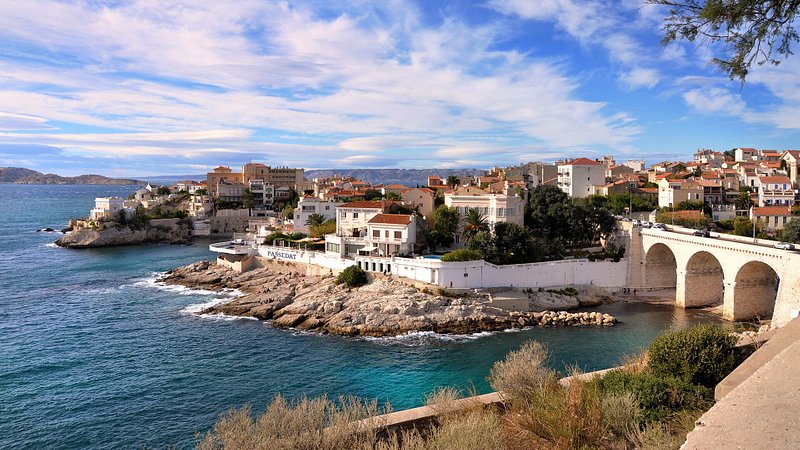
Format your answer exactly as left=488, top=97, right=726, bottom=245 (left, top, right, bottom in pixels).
left=44, top=242, right=59, bottom=248
left=362, top=329, right=500, bottom=346
left=126, top=272, right=242, bottom=297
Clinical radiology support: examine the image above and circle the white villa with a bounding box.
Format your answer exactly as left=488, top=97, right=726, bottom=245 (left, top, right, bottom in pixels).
left=444, top=186, right=525, bottom=228
left=363, top=214, right=417, bottom=257
left=90, top=197, right=127, bottom=220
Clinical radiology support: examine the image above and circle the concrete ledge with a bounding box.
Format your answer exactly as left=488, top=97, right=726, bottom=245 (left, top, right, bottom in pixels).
left=355, top=365, right=624, bottom=436
left=717, top=319, right=799, bottom=400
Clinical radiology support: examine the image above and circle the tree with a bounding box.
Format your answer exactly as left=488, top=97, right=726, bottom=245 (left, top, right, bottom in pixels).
left=305, top=213, right=326, bottom=227
left=693, top=166, right=703, bottom=177
left=364, top=189, right=382, bottom=201
left=672, top=163, right=687, bottom=173
left=385, top=192, right=402, bottom=201
left=733, top=216, right=758, bottom=236
left=735, top=191, right=754, bottom=210
left=157, top=186, right=171, bottom=196
left=283, top=205, right=295, bottom=221
left=446, top=175, right=460, bottom=189
left=426, top=205, right=459, bottom=250
left=461, top=208, right=488, bottom=243
left=309, top=219, right=336, bottom=238
left=652, top=0, right=800, bottom=81
left=242, top=188, right=255, bottom=209
left=723, top=149, right=736, bottom=160
left=782, top=219, right=800, bottom=243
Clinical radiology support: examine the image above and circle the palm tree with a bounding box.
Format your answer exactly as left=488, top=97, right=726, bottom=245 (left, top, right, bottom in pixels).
left=446, top=175, right=460, bottom=189
left=461, top=208, right=488, bottom=243
left=305, top=213, right=326, bottom=227
left=735, top=191, right=754, bottom=210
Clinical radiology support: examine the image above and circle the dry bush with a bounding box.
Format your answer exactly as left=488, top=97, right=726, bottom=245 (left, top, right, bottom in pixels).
left=196, top=394, right=384, bottom=450
left=502, top=375, right=610, bottom=449
left=600, top=392, right=641, bottom=445
left=488, top=340, right=557, bottom=401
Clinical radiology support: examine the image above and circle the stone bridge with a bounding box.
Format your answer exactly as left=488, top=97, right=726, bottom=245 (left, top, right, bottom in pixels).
left=625, top=223, right=800, bottom=326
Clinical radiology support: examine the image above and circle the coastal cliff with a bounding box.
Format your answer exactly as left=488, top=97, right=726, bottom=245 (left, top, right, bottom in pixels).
left=56, top=220, right=191, bottom=248
left=161, top=260, right=617, bottom=337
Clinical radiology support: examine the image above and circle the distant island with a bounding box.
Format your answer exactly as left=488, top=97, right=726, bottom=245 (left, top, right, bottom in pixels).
left=0, top=167, right=145, bottom=185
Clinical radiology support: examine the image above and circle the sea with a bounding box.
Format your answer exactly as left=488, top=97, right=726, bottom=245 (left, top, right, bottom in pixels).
left=0, top=184, right=727, bottom=449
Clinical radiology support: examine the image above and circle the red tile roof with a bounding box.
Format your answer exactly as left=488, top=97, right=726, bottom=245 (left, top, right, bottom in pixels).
left=338, top=201, right=388, bottom=209
left=367, top=214, right=413, bottom=225
left=563, top=157, right=602, bottom=166
left=753, top=206, right=792, bottom=216
left=759, top=176, right=791, bottom=184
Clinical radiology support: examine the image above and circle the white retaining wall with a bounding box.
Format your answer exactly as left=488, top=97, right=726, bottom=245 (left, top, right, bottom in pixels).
left=254, top=244, right=629, bottom=289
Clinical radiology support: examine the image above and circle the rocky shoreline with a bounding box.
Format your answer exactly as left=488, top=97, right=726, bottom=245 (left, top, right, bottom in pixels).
left=160, top=260, right=617, bottom=337
left=56, top=222, right=191, bottom=248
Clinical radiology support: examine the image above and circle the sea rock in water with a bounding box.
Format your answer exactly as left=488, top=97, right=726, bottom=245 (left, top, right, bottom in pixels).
left=55, top=223, right=190, bottom=248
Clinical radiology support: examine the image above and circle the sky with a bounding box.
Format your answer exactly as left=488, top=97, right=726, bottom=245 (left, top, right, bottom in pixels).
left=0, top=0, right=799, bottom=177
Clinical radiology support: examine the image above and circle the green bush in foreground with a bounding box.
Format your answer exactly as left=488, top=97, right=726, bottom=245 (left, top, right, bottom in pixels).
left=648, top=324, right=738, bottom=388
left=336, top=266, right=369, bottom=288
left=590, top=369, right=711, bottom=425
left=440, top=248, right=483, bottom=262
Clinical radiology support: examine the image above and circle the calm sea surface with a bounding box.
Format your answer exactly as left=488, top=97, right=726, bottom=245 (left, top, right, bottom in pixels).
left=0, top=184, right=726, bottom=449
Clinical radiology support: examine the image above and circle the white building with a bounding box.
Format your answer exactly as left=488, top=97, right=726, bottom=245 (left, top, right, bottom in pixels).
left=444, top=187, right=525, bottom=228
left=557, top=158, right=606, bottom=198
left=362, top=214, right=417, bottom=257
left=325, top=201, right=395, bottom=257
left=292, top=197, right=344, bottom=233
left=90, top=197, right=126, bottom=220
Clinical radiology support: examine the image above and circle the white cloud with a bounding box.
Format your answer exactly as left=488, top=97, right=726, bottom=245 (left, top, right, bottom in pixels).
left=0, top=112, right=53, bottom=130
left=682, top=87, right=746, bottom=116
left=620, top=67, right=660, bottom=89
left=0, top=0, right=642, bottom=171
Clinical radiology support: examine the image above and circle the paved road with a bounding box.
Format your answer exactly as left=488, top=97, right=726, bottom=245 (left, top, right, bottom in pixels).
left=639, top=223, right=797, bottom=252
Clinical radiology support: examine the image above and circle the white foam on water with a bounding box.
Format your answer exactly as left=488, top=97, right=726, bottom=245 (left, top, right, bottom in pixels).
left=44, top=242, right=59, bottom=248
left=362, top=329, right=498, bottom=345
left=181, top=296, right=234, bottom=314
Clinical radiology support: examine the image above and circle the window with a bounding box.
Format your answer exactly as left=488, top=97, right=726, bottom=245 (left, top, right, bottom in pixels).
left=587, top=176, right=591, bottom=181
left=385, top=230, right=389, bottom=238
left=373, top=230, right=380, bottom=237
left=394, top=231, right=401, bottom=239
left=353, top=212, right=359, bottom=218
left=340, top=211, right=346, bottom=218
left=325, top=206, right=330, bottom=210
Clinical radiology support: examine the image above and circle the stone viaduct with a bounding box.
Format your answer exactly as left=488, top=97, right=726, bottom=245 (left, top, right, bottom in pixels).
left=625, top=223, right=800, bottom=326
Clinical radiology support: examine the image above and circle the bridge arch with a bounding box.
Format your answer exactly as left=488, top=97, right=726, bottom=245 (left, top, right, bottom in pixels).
left=726, top=261, right=779, bottom=321
left=644, top=243, right=677, bottom=288
left=680, top=251, right=724, bottom=308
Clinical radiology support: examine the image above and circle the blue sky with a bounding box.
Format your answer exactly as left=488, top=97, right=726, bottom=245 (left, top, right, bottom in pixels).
left=0, top=0, right=798, bottom=176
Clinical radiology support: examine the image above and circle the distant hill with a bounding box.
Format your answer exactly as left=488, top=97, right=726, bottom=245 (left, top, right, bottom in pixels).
left=304, top=168, right=485, bottom=186
left=0, top=167, right=145, bottom=185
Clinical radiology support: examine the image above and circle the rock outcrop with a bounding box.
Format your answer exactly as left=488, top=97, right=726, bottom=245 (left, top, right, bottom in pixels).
left=56, top=222, right=191, bottom=248
left=160, top=260, right=617, bottom=337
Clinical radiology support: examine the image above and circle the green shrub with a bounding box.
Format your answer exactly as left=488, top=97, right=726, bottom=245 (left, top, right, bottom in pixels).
left=335, top=266, right=368, bottom=288
left=591, top=370, right=711, bottom=425
left=440, top=248, right=483, bottom=262
left=647, top=324, right=737, bottom=388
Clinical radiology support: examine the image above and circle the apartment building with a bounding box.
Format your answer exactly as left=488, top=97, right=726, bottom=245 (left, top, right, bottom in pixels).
left=557, top=158, right=606, bottom=198
left=757, top=176, right=795, bottom=206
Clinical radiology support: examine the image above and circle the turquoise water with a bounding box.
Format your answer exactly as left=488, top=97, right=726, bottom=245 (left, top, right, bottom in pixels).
left=0, top=185, right=725, bottom=449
